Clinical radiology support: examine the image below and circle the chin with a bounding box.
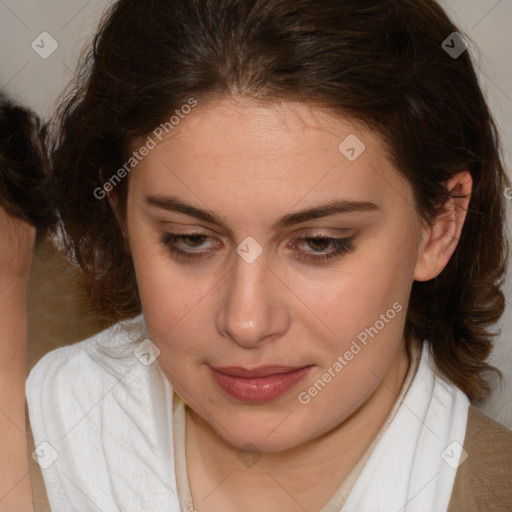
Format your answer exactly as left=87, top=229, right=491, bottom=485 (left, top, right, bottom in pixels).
left=213, top=413, right=313, bottom=454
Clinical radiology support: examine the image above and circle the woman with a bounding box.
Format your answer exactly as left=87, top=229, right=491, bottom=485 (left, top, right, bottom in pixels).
left=26, top=0, right=512, bottom=511
left=0, top=95, right=54, bottom=511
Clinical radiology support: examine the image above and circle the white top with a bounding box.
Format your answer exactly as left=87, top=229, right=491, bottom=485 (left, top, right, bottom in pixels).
left=26, top=314, right=470, bottom=512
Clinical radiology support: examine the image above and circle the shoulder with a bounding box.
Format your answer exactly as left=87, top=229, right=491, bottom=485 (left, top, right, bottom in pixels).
left=25, top=314, right=178, bottom=510
left=447, top=405, right=512, bottom=512
left=25, top=313, right=151, bottom=457
left=26, top=314, right=147, bottom=401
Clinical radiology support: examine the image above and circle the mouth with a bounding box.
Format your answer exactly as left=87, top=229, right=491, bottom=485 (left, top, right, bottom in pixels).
left=209, top=365, right=314, bottom=403
left=212, top=365, right=310, bottom=378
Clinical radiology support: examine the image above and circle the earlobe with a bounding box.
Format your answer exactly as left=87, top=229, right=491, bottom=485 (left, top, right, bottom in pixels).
left=99, top=168, right=118, bottom=215
left=414, top=171, right=473, bottom=282
left=105, top=188, right=127, bottom=237
left=105, top=188, right=119, bottom=218
left=99, top=167, right=129, bottom=240
left=99, top=167, right=122, bottom=224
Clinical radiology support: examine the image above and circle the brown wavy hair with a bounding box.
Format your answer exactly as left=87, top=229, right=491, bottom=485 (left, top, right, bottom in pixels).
left=0, top=94, right=55, bottom=236
left=47, top=0, right=510, bottom=402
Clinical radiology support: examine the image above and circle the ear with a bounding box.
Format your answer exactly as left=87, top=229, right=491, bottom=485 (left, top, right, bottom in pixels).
left=99, top=166, right=128, bottom=239
left=414, top=171, right=472, bottom=282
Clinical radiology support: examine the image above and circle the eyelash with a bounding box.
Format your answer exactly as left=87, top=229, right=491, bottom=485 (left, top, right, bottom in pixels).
left=160, top=231, right=356, bottom=265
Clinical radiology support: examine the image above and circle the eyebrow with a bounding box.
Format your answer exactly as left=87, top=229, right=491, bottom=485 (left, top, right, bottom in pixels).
left=146, top=195, right=380, bottom=231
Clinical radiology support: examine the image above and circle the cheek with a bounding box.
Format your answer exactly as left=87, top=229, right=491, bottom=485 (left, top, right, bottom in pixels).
left=128, top=234, right=192, bottom=339
left=136, top=266, right=205, bottom=341
left=299, top=246, right=414, bottom=342
left=290, top=232, right=417, bottom=379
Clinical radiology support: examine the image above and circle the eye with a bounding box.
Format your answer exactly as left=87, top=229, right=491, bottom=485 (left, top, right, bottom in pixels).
left=288, top=235, right=356, bottom=264
left=160, top=232, right=356, bottom=264
left=160, top=231, right=219, bottom=261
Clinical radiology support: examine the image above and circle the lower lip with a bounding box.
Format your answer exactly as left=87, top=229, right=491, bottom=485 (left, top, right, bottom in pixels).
left=210, top=366, right=313, bottom=403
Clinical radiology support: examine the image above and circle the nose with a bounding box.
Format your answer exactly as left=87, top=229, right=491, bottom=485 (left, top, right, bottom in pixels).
left=216, top=249, right=290, bottom=349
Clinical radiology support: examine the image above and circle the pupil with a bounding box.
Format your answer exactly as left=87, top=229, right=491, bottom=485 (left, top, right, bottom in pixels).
left=185, top=235, right=205, bottom=247
left=309, top=238, right=330, bottom=251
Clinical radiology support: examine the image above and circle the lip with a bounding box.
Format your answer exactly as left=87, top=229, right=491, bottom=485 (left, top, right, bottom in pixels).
left=213, top=365, right=308, bottom=378
left=210, top=365, right=313, bottom=403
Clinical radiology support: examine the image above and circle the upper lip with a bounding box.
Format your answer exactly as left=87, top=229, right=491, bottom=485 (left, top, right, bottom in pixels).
left=211, top=365, right=311, bottom=378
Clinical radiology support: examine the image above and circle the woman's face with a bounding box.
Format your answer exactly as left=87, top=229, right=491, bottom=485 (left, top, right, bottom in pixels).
left=125, top=97, right=429, bottom=452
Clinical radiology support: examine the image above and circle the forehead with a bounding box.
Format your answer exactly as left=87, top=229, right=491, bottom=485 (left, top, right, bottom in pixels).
left=128, top=97, right=416, bottom=223
left=137, top=97, right=374, bottom=158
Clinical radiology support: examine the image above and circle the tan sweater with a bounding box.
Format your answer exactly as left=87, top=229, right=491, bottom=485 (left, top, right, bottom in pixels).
left=447, top=405, right=512, bottom=511
left=26, top=402, right=512, bottom=512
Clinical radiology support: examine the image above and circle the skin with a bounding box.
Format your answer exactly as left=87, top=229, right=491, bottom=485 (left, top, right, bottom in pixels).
left=0, top=206, right=35, bottom=512
left=121, top=97, right=472, bottom=512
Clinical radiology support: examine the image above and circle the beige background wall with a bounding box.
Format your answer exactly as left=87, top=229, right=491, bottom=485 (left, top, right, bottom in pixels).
left=1, top=0, right=511, bottom=427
